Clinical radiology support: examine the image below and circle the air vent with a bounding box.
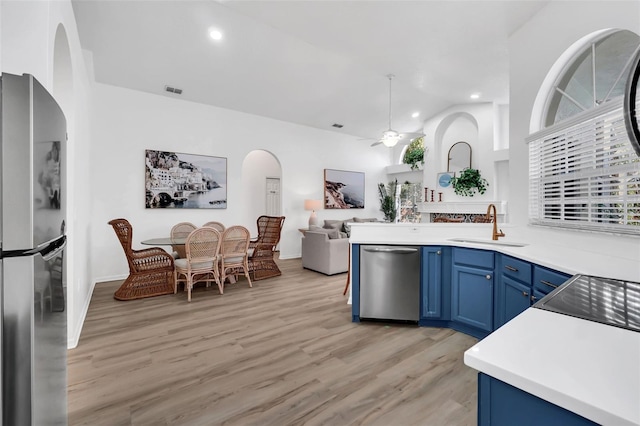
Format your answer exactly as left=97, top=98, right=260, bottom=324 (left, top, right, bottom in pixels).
left=332, top=123, right=344, bottom=128
left=164, top=85, right=183, bottom=95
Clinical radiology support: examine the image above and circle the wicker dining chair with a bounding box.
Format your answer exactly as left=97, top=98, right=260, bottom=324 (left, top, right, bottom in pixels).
left=219, top=226, right=252, bottom=290
left=174, top=227, right=222, bottom=302
left=170, top=222, right=197, bottom=259
left=203, top=221, right=226, bottom=233
left=108, top=218, right=175, bottom=301
left=248, top=215, right=285, bottom=281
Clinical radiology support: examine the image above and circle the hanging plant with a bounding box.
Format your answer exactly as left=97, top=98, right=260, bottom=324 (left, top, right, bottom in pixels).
left=403, top=137, right=425, bottom=170
left=450, top=167, right=488, bottom=197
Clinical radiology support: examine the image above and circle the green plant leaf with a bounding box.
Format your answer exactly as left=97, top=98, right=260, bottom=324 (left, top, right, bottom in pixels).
left=403, top=137, right=425, bottom=170
left=450, top=168, right=488, bottom=197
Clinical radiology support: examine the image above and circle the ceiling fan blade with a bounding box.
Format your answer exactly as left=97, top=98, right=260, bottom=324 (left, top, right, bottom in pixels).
left=370, top=140, right=383, bottom=147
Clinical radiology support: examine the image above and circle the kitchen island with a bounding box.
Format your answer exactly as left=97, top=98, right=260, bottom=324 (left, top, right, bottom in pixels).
left=349, top=222, right=640, bottom=426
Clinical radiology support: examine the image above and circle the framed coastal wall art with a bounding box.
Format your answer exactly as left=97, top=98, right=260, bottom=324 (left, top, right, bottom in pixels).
left=145, top=149, right=227, bottom=209
left=324, top=169, right=365, bottom=209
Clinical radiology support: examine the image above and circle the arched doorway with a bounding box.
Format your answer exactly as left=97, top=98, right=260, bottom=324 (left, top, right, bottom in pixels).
left=241, top=150, right=282, bottom=233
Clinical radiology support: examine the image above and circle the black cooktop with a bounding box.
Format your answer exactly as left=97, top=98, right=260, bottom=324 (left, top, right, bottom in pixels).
left=533, top=274, right=640, bottom=332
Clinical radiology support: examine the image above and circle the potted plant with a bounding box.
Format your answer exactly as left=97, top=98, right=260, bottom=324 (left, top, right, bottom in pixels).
left=450, top=167, right=488, bottom=197
left=378, top=179, right=399, bottom=222
left=403, top=137, right=425, bottom=170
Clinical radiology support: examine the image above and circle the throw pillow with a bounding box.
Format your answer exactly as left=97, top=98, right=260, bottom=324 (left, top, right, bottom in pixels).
left=323, top=219, right=344, bottom=230
left=353, top=217, right=379, bottom=223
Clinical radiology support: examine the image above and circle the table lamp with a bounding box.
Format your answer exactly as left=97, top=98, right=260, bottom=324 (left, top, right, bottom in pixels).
left=304, top=199, right=323, bottom=228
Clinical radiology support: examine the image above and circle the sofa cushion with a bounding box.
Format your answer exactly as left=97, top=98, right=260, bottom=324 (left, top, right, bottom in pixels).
left=309, top=226, right=341, bottom=239
left=323, top=219, right=344, bottom=230
left=353, top=217, right=378, bottom=223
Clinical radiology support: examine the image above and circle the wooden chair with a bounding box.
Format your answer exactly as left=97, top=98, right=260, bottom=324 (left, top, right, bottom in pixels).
left=174, top=227, right=222, bottom=302
left=108, top=218, right=175, bottom=301
left=248, top=215, right=285, bottom=281
left=219, top=226, right=252, bottom=290
left=203, top=221, right=226, bottom=233
left=170, top=222, right=197, bottom=259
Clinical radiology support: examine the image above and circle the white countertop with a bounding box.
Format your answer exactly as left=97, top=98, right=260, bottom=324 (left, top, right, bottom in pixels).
left=348, top=222, right=640, bottom=282
left=349, top=222, right=640, bottom=424
left=464, top=308, right=640, bottom=426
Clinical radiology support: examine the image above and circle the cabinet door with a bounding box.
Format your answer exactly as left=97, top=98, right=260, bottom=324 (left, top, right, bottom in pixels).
left=451, top=265, right=493, bottom=332
left=421, top=246, right=442, bottom=318
left=496, top=276, right=531, bottom=327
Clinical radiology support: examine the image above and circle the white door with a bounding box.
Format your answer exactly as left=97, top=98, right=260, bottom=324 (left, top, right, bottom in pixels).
left=266, top=177, right=281, bottom=216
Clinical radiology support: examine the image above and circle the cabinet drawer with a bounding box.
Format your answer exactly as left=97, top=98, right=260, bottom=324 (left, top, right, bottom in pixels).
left=453, top=248, right=494, bottom=269
left=533, top=266, right=572, bottom=295
left=500, top=255, right=532, bottom=284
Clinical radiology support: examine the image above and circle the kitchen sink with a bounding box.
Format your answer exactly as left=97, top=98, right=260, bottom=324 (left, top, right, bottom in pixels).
left=447, top=238, right=528, bottom=247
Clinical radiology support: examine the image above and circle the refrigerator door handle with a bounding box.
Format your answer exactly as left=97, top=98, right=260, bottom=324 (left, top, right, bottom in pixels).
left=0, top=235, right=66, bottom=260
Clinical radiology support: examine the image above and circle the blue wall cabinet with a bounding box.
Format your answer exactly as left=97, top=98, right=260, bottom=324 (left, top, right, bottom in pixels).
left=451, top=248, right=494, bottom=335
left=421, top=246, right=443, bottom=318
left=478, top=373, right=598, bottom=426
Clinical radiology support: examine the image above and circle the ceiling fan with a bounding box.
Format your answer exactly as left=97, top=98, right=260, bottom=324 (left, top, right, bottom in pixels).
left=368, top=74, right=425, bottom=148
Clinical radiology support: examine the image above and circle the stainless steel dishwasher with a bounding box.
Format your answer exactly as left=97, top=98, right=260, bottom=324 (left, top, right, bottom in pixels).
left=359, top=245, right=421, bottom=321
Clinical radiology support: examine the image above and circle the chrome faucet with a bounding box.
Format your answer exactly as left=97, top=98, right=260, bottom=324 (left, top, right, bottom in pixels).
left=486, top=204, right=505, bottom=241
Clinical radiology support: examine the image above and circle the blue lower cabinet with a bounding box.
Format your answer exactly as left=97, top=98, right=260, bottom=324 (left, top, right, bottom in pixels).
left=421, top=246, right=443, bottom=319
left=451, top=264, right=493, bottom=335
left=495, top=276, right=531, bottom=328
left=478, top=373, right=598, bottom=426
left=351, top=243, right=360, bottom=322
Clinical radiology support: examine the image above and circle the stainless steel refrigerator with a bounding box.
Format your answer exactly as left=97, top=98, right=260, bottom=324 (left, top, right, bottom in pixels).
left=0, top=73, right=67, bottom=425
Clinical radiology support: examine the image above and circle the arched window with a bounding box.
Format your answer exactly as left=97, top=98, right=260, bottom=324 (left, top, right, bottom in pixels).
left=528, top=29, right=640, bottom=235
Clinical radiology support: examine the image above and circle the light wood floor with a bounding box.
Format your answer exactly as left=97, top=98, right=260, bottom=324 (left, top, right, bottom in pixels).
left=68, top=258, right=479, bottom=425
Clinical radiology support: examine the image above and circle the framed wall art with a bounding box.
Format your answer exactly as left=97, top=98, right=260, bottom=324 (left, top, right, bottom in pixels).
left=324, top=169, right=365, bottom=209
left=145, top=150, right=227, bottom=209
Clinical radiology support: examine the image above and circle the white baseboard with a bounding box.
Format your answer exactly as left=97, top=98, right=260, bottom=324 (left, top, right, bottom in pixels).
left=67, top=273, right=127, bottom=349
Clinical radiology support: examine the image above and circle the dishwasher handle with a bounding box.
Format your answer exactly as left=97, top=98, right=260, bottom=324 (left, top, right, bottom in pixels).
left=362, top=247, right=418, bottom=254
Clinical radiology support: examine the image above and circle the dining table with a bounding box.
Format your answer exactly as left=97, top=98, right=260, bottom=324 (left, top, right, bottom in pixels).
left=140, top=237, right=187, bottom=246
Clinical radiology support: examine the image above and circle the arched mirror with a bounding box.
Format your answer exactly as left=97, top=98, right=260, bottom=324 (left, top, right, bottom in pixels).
left=447, top=141, right=472, bottom=173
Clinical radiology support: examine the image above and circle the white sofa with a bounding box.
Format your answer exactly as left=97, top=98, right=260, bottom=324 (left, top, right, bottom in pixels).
left=301, top=217, right=380, bottom=275
left=301, top=230, right=349, bottom=275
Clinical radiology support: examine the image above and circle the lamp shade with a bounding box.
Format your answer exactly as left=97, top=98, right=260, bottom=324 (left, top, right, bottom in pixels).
left=304, top=199, right=322, bottom=227
left=304, top=199, right=323, bottom=211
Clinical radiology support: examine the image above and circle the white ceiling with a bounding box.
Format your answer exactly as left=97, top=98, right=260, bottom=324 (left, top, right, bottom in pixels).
left=71, top=0, right=549, bottom=142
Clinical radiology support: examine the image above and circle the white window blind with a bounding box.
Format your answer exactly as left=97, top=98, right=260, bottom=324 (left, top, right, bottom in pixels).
left=528, top=97, right=640, bottom=235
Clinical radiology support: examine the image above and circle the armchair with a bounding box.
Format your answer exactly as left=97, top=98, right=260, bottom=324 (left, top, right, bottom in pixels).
left=248, top=215, right=285, bottom=280
left=108, top=218, right=175, bottom=301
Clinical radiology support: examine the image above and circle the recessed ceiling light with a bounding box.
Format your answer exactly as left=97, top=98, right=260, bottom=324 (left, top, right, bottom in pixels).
left=470, top=93, right=480, bottom=99
left=411, top=112, right=420, bottom=118
left=209, top=29, right=223, bottom=41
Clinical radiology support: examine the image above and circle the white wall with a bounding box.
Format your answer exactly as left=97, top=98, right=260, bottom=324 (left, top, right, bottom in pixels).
left=508, top=0, right=640, bottom=227
left=419, top=102, right=500, bottom=203
left=1, top=0, right=95, bottom=348
left=90, top=83, right=389, bottom=282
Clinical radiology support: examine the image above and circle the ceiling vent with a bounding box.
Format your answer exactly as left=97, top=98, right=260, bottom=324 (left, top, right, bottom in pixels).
left=164, top=85, right=183, bottom=95
left=332, top=123, right=344, bottom=128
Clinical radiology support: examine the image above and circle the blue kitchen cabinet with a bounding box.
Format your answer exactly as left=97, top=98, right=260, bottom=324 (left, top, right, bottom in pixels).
left=351, top=243, right=360, bottom=322
left=478, top=373, right=598, bottom=426
left=420, top=246, right=446, bottom=319
left=495, top=255, right=533, bottom=328
left=533, top=265, right=572, bottom=297
left=451, top=248, right=494, bottom=338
